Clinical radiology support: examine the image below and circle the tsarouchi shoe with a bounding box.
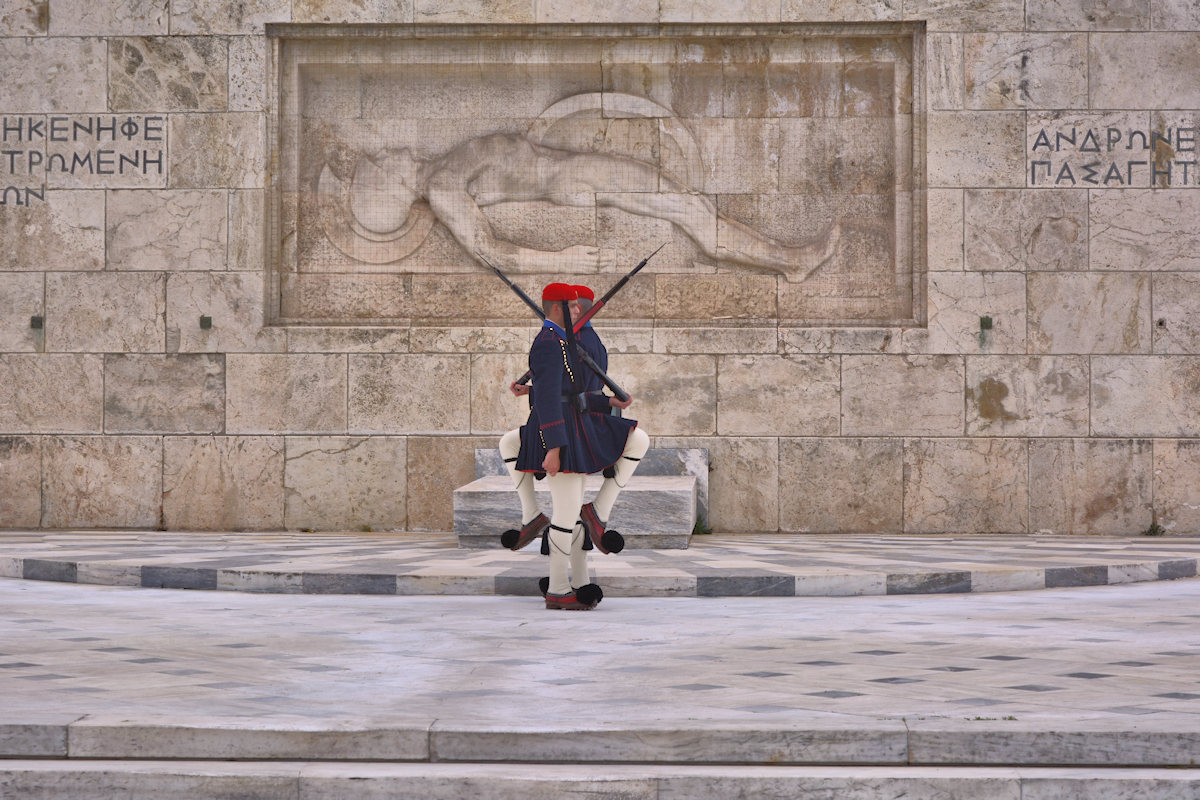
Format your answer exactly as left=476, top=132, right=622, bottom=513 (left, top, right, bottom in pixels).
left=579, top=503, right=624, bottom=554
left=501, top=512, right=549, bottom=551
left=545, top=591, right=597, bottom=610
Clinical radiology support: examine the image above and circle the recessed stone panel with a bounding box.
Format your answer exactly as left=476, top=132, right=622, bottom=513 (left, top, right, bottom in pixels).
left=226, top=354, right=347, bottom=434
left=1092, top=356, right=1200, bottom=436
left=843, top=355, right=965, bottom=436
left=109, top=37, right=227, bottom=111
left=965, top=356, right=1089, bottom=436
left=42, top=435, right=161, bottom=528
left=904, top=438, right=1028, bottom=533
left=779, top=437, right=903, bottom=532
left=162, top=435, right=285, bottom=529
left=1028, top=273, right=1150, bottom=355
left=964, top=189, right=1087, bottom=272
left=348, top=354, right=471, bottom=434
left=1029, top=438, right=1152, bottom=535
left=107, top=189, right=228, bottom=271
left=0, top=436, right=41, bottom=527
left=103, top=354, right=224, bottom=434
left=717, top=354, right=840, bottom=436
left=284, top=436, right=406, bottom=531
left=45, top=273, right=167, bottom=353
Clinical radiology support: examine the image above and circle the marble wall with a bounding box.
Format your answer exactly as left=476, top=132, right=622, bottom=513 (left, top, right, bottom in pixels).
left=2, top=1, right=1199, bottom=536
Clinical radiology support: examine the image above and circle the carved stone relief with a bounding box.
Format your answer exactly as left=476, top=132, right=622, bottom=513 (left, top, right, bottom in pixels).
left=268, top=24, right=923, bottom=325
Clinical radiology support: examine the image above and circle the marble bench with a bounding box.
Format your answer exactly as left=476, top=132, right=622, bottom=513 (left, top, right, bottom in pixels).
left=453, top=448, right=708, bottom=550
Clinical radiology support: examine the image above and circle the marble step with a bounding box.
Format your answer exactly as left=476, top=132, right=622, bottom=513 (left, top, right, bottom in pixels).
left=453, top=474, right=697, bottom=549
left=3, top=760, right=1198, bottom=799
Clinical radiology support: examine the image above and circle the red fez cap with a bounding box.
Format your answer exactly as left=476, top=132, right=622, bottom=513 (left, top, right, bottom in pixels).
left=542, top=283, right=578, bottom=302
left=572, top=285, right=595, bottom=301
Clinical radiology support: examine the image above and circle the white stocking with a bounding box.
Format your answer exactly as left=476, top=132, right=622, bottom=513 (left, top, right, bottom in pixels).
left=498, top=429, right=540, bottom=525
left=570, top=522, right=590, bottom=589
left=545, top=472, right=585, bottom=596
left=591, top=427, right=650, bottom=522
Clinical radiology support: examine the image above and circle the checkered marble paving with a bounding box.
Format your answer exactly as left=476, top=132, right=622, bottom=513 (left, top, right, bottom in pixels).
left=1, top=531, right=1199, bottom=596
left=2, top=578, right=1200, bottom=737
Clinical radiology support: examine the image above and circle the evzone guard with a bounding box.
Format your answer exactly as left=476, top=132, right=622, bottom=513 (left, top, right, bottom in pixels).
left=496, top=282, right=649, bottom=610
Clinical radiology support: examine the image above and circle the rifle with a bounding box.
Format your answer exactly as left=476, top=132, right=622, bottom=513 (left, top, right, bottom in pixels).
left=510, top=242, right=665, bottom=388
left=478, top=254, right=632, bottom=403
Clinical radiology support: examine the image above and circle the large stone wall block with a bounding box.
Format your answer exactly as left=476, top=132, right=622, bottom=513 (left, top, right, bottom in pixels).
left=1153, top=274, right=1200, bottom=354
left=928, top=34, right=964, bottom=110
left=415, top=0, right=534, bottom=23
left=107, top=189, right=227, bottom=271
left=783, top=0, right=901, bottom=21
left=230, top=189, right=265, bottom=271
left=407, top=435, right=496, bottom=531
left=1093, top=356, right=1200, bottom=436
left=780, top=438, right=903, bottom=532
left=284, top=436, right=406, bottom=531
left=965, top=189, right=1087, bottom=272
left=1091, top=33, right=1200, bottom=109
left=966, top=355, right=1089, bottom=436
left=469, top=353, right=531, bottom=435
left=280, top=274, right=411, bottom=323
left=843, top=355, right=965, bottom=436
left=904, top=0, right=1024, bottom=30
left=662, top=0, right=781, bottom=22
left=227, top=354, right=347, bottom=434
left=717, top=354, right=840, bottom=436
left=0, top=273, right=43, bottom=352
left=170, top=0, right=290, bottom=34
left=1029, top=438, right=1152, bottom=534
left=287, top=327, right=410, bottom=354
left=928, top=111, right=1025, bottom=188
left=162, top=436, right=284, bottom=529
left=348, top=354, right=470, bottom=434
left=50, top=0, right=166, bottom=34
left=656, top=435, right=777, bottom=531
left=45, top=272, right=167, bottom=353
left=654, top=274, right=777, bottom=321
left=0, top=436, right=41, bottom=527
left=170, top=113, right=265, bottom=189
left=1, top=0, right=48, bottom=34
left=229, top=37, right=266, bottom=111
left=1028, top=273, right=1150, bottom=354
left=0, top=37, right=107, bottom=112
left=964, top=34, right=1087, bottom=110
left=927, top=272, right=1026, bottom=354
left=104, top=354, right=224, bottom=434
left=1091, top=190, right=1200, bottom=272
left=612, top=355, right=716, bottom=437
left=409, top=326, right=530, bottom=354
left=1025, top=110, right=1150, bottom=189
left=294, top=0, right=412, bottom=23
left=655, top=326, right=777, bottom=354
left=927, top=188, right=964, bottom=270
left=535, top=0, right=657, bottom=22
left=904, top=438, right=1028, bottom=533
left=109, top=37, right=227, bottom=111
left=781, top=327, right=904, bottom=354
left=0, top=190, right=104, bottom=271
left=0, top=354, right=103, bottom=433
left=1155, top=440, right=1200, bottom=534
left=43, top=435, right=161, bottom=528
left=1154, top=0, right=1200, bottom=29
left=1027, top=0, right=1149, bottom=30
left=408, top=275, right=536, bottom=321
left=167, top=273, right=286, bottom=353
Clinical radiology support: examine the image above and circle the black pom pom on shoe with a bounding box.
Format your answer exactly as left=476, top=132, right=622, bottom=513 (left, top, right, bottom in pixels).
left=500, top=529, right=520, bottom=549
left=600, top=530, right=625, bottom=554
left=575, top=583, right=603, bottom=608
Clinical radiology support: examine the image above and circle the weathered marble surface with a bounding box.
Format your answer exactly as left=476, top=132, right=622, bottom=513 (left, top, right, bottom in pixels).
left=1092, top=356, right=1200, bottom=436
left=348, top=354, right=471, bottom=434
left=964, top=34, right=1087, bottom=110
left=614, top=355, right=716, bottom=437
left=1091, top=33, right=1200, bottom=109
left=904, top=438, right=1028, bottom=533
left=169, top=113, right=265, bottom=189
left=781, top=327, right=903, bottom=354
left=1152, top=274, right=1200, bottom=354
left=103, top=354, right=224, bottom=434
left=287, top=327, right=409, bottom=354
left=927, top=34, right=964, bottom=110
left=928, top=111, right=1025, bottom=187
left=0, top=436, right=41, bottom=527
left=45, top=272, right=167, bottom=353
left=109, top=37, right=226, bottom=111
left=660, top=0, right=781, bottom=22
left=284, top=436, right=406, bottom=531
left=965, top=189, right=1087, bottom=272
left=843, top=355, right=965, bottom=436
left=0, top=273, right=42, bottom=353
left=784, top=0, right=900, bottom=20
left=1029, top=438, right=1152, bottom=535
left=49, top=0, right=166, bottom=35
left=414, top=0, right=534, bottom=24
left=655, top=436, right=776, bottom=531
left=654, top=275, right=777, bottom=321
left=1090, top=190, right=1200, bottom=272
left=926, top=272, right=1026, bottom=354
left=406, top=435, right=504, bottom=531
left=654, top=326, right=776, bottom=355
left=468, top=353, right=531, bottom=435
left=107, top=190, right=227, bottom=271
left=904, top=0, right=1024, bottom=30
left=925, top=188, right=963, bottom=270
left=293, top=0, right=412, bottom=23
left=0, top=191, right=104, bottom=272
left=1154, top=0, right=1200, bottom=29
left=228, top=38, right=266, bottom=112
left=965, top=356, right=1090, bottom=436
left=1026, top=0, right=1149, bottom=30
left=1154, top=440, right=1200, bottom=534
left=0, top=0, right=48, bottom=35
left=226, top=354, right=347, bottom=434
left=167, top=272, right=287, bottom=353
left=779, top=438, right=903, bottom=532
left=1027, top=273, right=1150, bottom=355
left=0, top=37, right=107, bottom=112
left=42, top=435, right=161, bottom=528
left=0, top=354, right=103, bottom=433
left=162, top=436, right=285, bottom=529
left=169, top=0, right=290, bottom=34
left=717, top=355, right=839, bottom=436
left=535, top=0, right=657, bottom=22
